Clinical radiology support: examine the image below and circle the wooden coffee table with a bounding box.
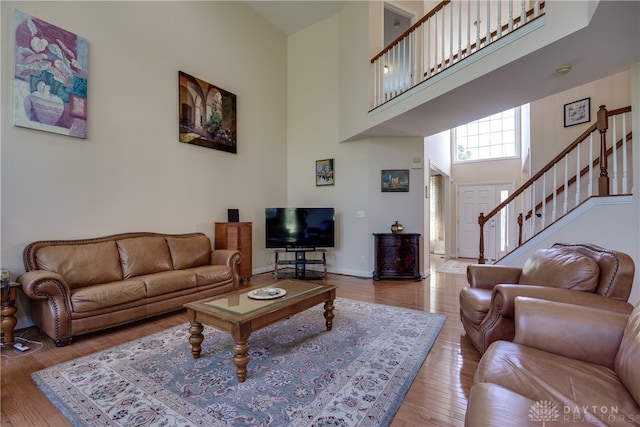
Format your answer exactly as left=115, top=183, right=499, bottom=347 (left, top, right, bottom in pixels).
left=183, top=279, right=336, bottom=382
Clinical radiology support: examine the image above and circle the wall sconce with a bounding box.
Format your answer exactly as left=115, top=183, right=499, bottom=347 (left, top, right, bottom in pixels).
left=384, top=65, right=389, bottom=74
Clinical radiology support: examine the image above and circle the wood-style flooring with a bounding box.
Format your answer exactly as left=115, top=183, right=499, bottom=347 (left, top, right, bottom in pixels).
left=1, top=257, right=480, bottom=426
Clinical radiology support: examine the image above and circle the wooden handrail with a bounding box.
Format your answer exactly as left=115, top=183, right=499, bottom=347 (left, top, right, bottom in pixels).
left=478, top=105, right=632, bottom=263
left=371, top=1, right=546, bottom=65
left=371, top=0, right=450, bottom=63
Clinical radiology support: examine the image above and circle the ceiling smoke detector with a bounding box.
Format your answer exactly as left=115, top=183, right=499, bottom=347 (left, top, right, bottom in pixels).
left=554, top=65, right=572, bottom=75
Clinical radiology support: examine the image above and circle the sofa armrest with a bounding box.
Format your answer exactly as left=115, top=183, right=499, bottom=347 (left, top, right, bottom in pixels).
left=493, top=284, right=634, bottom=320
left=18, top=270, right=70, bottom=300
left=210, top=249, right=242, bottom=288
left=466, top=265, right=522, bottom=289
left=17, top=270, right=74, bottom=346
left=210, top=249, right=242, bottom=267
left=513, top=297, right=629, bottom=369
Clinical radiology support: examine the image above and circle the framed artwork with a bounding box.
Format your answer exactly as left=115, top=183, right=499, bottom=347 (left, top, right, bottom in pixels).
left=316, top=158, right=335, bottom=186
left=381, top=169, right=409, bottom=192
left=178, top=71, right=237, bottom=153
left=564, top=97, right=590, bottom=127
left=14, top=10, right=89, bottom=138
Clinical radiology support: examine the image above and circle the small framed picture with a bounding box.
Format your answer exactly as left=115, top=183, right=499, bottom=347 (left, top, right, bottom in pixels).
left=564, top=97, right=590, bottom=127
left=381, top=169, right=409, bottom=192
left=316, top=159, right=334, bottom=186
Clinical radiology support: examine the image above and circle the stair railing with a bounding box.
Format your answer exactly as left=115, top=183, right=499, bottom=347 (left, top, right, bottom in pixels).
left=370, top=0, right=545, bottom=110
left=477, top=105, right=633, bottom=264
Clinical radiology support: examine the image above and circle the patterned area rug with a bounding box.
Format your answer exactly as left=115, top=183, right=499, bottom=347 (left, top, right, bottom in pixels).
left=32, top=298, right=445, bottom=427
left=436, top=260, right=473, bottom=275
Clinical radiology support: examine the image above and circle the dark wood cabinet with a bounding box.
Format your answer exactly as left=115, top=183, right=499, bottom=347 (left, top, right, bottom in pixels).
left=215, top=222, right=252, bottom=282
left=372, top=233, right=421, bottom=281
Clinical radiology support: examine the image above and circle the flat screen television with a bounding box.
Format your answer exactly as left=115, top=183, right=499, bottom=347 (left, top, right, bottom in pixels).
left=265, top=208, right=335, bottom=249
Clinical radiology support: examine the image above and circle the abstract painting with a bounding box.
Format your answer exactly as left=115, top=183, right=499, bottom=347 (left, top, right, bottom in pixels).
left=178, top=71, right=237, bottom=153
left=14, top=10, right=88, bottom=138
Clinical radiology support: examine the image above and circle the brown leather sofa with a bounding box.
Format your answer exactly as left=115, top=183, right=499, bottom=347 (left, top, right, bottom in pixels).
left=466, top=297, right=640, bottom=426
left=459, top=243, right=635, bottom=353
left=18, top=232, right=241, bottom=346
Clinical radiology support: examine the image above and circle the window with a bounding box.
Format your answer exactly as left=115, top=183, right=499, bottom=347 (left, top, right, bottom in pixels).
left=453, top=106, right=521, bottom=163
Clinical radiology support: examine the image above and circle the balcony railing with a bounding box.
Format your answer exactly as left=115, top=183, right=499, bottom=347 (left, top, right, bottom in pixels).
left=371, top=0, right=545, bottom=110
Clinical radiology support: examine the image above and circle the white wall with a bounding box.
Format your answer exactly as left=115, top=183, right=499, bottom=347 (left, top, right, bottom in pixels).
left=1, top=1, right=288, bottom=326
left=530, top=70, right=631, bottom=170
left=287, top=14, right=425, bottom=277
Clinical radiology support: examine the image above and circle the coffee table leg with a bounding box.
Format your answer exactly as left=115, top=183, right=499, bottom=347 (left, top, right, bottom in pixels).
left=188, top=321, right=204, bottom=359
left=324, top=299, right=334, bottom=331
left=233, top=340, right=250, bottom=383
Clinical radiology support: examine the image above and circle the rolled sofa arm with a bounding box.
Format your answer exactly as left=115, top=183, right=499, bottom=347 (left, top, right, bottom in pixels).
left=513, top=297, right=629, bottom=369
left=466, top=264, right=522, bottom=290
left=17, top=270, right=74, bottom=346
left=210, top=249, right=242, bottom=288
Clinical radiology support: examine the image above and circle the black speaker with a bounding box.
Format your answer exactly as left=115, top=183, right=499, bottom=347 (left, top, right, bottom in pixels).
left=227, top=209, right=239, bottom=222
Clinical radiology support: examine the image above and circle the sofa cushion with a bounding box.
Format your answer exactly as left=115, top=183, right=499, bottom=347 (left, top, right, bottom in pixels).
left=459, top=287, right=491, bottom=326
left=166, top=235, right=211, bottom=270
left=189, top=265, right=233, bottom=286
left=615, top=303, right=640, bottom=406
left=116, top=236, right=172, bottom=279
left=137, top=270, right=197, bottom=297
left=476, top=341, right=640, bottom=423
left=519, top=248, right=599, bottom=292
left=35, top=241, right=123, bottom=289
left=70, top=280, right=146, bottom=312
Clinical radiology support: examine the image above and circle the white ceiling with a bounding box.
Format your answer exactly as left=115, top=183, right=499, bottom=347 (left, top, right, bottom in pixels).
left=248, top=1, right=640, bottom=139
left=246, top=1, right=346, bottom=35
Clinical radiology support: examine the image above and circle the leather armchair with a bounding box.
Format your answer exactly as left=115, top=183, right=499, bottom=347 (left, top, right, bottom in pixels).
left=459, top=243, right=635, bottom=353
left=466, top=297, right=640, bottom=426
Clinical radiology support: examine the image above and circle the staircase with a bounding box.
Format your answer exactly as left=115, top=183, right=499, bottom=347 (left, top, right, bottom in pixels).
left=477, top=105, right=633, bottom=264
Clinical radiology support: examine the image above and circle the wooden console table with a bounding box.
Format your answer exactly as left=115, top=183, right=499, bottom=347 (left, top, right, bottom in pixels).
left=372, top=233, right=421, bottom=280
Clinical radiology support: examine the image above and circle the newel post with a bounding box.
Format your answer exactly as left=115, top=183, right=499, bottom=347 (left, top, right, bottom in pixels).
left=597, top=105, right=610, bottom=196
left=517, top=213, right=523, bottom=246
left=478, top=213, right=485, bottom=264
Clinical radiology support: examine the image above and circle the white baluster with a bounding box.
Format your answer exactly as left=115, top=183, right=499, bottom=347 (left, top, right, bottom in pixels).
left=541, top=173, right=546, bottom=228
left=531, top=180, right=536, bottom=235
left=552, top=163, right=557, bottom=222
left=622, top=113, right=628, bottom=194
left=575, top=142, right=581, bottom=207
left=508, top=0, right=514, bottom=32
left=612, top=115, right=618, bottom=194
left=588, top=133, right=594, bottom=197
left=563, top=156, right=568, bottom=215
left=458, top=0, right=462, bottom=61
left=466, top=0, right=471, bottom=55
left=521, top=0, right=526, bottom=24
left=497, top=1, right=502, bottom=38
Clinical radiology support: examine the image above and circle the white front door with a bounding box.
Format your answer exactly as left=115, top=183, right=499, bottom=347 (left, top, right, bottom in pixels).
left=457, top=183, right=515, bottom=261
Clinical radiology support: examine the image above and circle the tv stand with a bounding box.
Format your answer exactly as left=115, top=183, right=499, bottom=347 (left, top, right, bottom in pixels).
left=273, top=248, right=327, bottom=280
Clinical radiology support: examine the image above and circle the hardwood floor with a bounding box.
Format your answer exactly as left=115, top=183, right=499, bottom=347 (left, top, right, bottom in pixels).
left=1, top=258, right=480, bottom=426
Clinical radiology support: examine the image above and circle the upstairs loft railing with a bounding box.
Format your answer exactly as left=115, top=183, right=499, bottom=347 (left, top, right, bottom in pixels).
left=371, top=0, right=545, bottom=110
left=477, top=105, right=633, bottom=264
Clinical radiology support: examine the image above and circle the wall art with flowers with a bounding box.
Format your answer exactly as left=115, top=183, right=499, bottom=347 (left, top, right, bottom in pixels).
left=14, top=10, right=88, bottom=139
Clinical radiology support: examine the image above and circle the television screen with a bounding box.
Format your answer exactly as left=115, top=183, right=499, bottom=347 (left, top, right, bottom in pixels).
left=265, top=208, right=335, bottom=248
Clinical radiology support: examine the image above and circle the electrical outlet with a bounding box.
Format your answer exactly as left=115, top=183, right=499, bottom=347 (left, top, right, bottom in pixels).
left=356, top=210, right=365, bottom=218
left=360, top=256, right=366, bottom=263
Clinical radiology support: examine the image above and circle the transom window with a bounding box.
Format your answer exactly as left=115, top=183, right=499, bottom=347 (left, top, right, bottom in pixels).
left=453, top=107, right=521, bottom=163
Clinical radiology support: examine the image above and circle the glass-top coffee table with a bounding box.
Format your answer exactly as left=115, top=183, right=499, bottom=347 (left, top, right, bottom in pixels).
left=183, top=279, right=337, bottom=382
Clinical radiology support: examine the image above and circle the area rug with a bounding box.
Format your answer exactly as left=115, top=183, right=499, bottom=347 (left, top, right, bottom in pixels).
left=436, top=259, right=473, bottom=275
left=32, top=298, right=446, bottom=427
